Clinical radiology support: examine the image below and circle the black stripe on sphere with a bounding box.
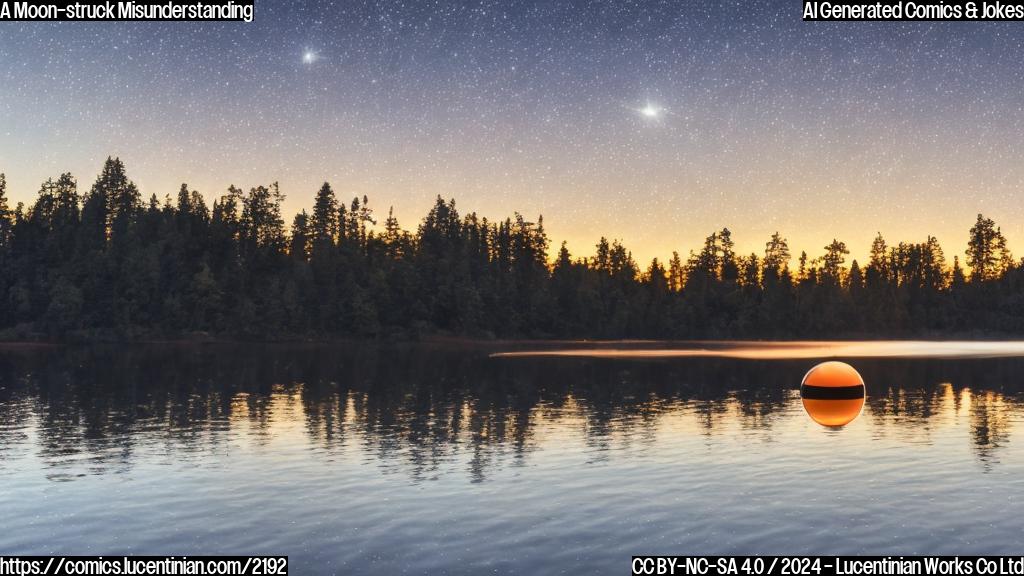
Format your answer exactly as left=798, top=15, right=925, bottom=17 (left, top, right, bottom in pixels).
left=800, top=384, right=865, bottom=400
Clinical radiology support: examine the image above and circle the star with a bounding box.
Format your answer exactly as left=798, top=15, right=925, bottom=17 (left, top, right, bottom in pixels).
left=639, top=104, right=662, bottom=119
left=302, top=50, right=317, bottom=65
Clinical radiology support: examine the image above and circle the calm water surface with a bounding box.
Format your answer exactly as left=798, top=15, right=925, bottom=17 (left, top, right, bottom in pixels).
left=1, top=342, right=1023, bottom=574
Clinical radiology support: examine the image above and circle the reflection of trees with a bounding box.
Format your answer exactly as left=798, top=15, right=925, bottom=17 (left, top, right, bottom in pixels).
left=1, top=347, right=1023, bottom=479
left=863, top=362, right=949, bottom=446
left=969, top=390, right=1012, bottom=470
left=860, top=360, right=1023, bottom=466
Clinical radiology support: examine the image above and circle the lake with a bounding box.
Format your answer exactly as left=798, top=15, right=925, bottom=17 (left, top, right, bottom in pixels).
left=0, top=342, right=1022, bottom=574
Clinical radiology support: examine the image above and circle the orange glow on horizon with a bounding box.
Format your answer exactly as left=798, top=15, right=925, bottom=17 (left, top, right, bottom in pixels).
left=491, top=341, right=1024, bottom=360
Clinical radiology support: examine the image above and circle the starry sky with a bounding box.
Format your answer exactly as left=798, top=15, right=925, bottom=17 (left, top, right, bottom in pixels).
left=2, top=1, right=1024, bottom=266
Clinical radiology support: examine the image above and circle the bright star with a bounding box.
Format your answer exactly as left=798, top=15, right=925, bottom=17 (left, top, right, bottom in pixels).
left=640, top=104, right=661, bottom=118
left=303, top=50, right=317, bottom=64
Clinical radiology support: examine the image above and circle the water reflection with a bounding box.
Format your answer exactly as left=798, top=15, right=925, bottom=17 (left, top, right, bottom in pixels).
left=0, top=344, right=1022, bottom=480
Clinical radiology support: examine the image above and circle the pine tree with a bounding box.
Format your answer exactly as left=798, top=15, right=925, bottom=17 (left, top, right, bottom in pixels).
left=967, top=214, right=1012, bottom=282
left=866, top=232, right=890, bottom=286
left=848, top=259, right=863, bottom=291
left=741, top=253, right=760, bottom=288
left=821, top=239, right=849, bottom=284
left=691, top=233, right=719, bottom=282
left=718, top=228, right=738, bottom=282
left=290, top=211, right=310, bottom=261
left=668, top=251, right=684, bottom=292
left=382, top=207, right=403, bottom=258
left=951, top=255, right=966, bottom=288
left=310, top=182, right=339, bottom=252
left=94, top=157, right=140, bottom=247
left=0, top=173, right=11, bottom=250
left=594, top=237, right=610, bottom=274
left=763, top=232, right=790, bottom=279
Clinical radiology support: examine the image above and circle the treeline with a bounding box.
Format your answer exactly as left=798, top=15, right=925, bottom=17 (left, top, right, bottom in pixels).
left=1, top=157, right=1023, bottom=340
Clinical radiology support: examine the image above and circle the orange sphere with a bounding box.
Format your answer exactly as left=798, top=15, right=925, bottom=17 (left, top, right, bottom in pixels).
left=800, top=361, right=865, bottom=427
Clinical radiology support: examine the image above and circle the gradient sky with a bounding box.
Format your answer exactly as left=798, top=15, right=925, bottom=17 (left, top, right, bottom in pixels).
left=2, top=1, right=1024, bottom=266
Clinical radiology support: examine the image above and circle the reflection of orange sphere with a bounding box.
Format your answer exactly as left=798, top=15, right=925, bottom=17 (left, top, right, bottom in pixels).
left=800, top=361, right=865, bottom=427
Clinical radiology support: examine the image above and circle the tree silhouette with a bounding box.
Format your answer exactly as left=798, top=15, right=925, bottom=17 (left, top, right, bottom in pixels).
left=821, top=239, right=849, bottom=285
left=967, top=214, right=1012, bottom=282
left=1, top=159, right=1023, bottom=340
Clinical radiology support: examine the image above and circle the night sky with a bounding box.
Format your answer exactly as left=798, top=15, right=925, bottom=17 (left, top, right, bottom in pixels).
left=2, top=1, right=1024, bottom=265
